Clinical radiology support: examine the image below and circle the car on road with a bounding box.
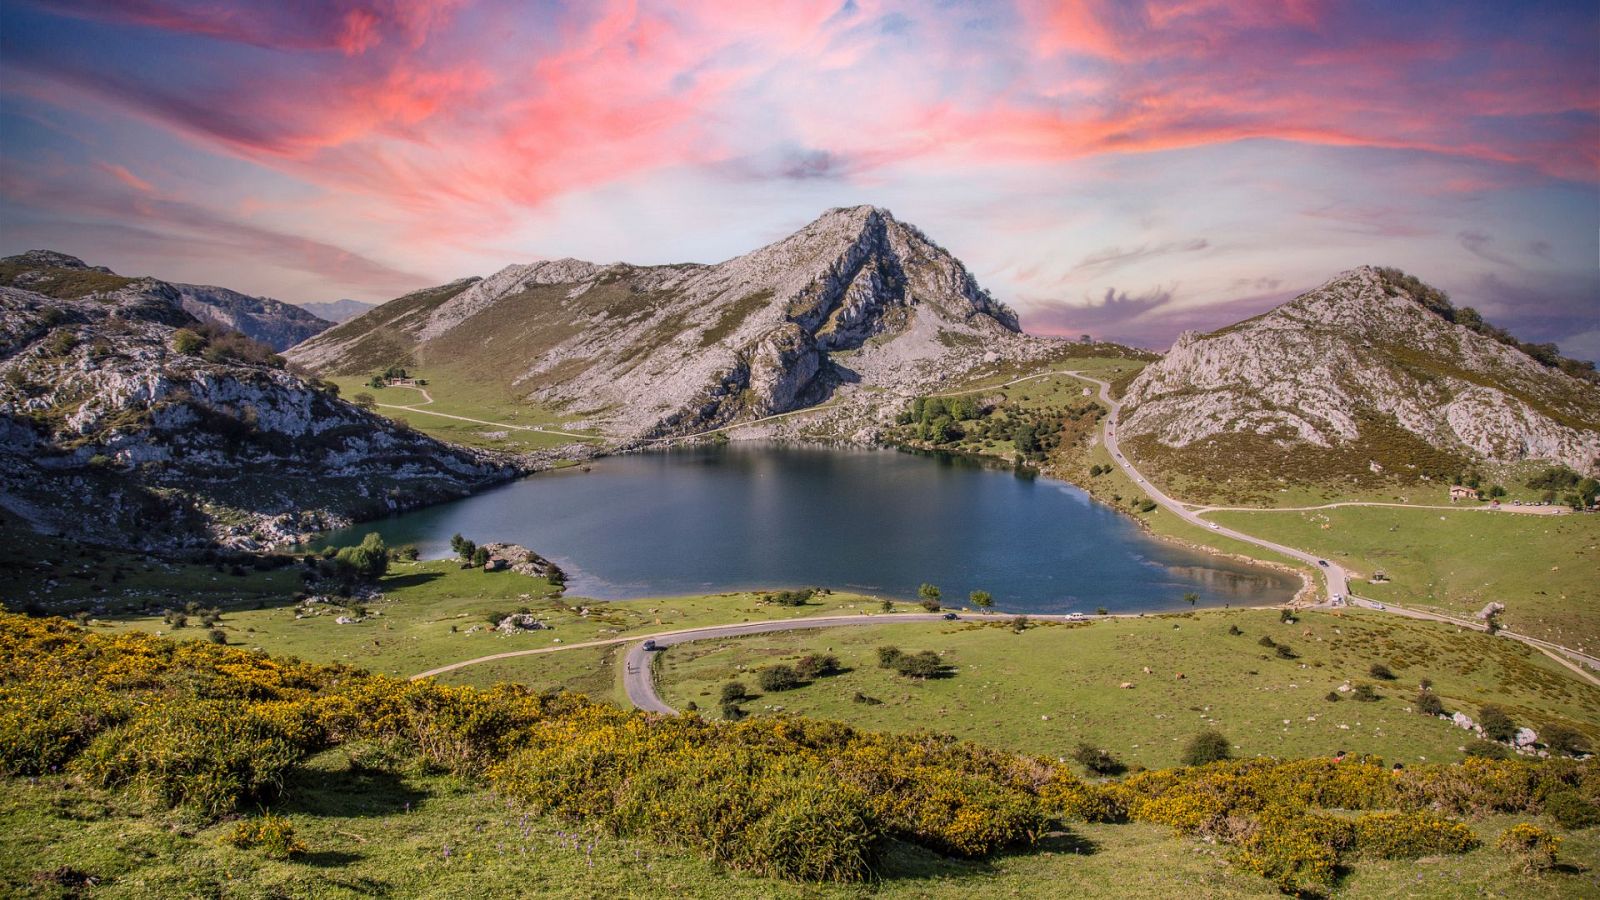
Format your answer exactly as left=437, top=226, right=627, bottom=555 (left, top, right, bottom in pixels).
left=642, top=639, right=658, bottom=651
left=1317, top=559, right=1329, bottom=567
left=942, top=612, right=959, bottom=620
left=1209, top=522, right=1219, bottom=529
left=1371, top=603, right=1386, bottom=610
left=1065, top=613, right=1086, bottom=621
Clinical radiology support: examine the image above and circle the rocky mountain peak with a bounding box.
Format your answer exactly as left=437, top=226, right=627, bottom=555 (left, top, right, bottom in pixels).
left=1121, top=266, right=1600, bottom=490
left=289, top=206, right=1041, bottom=438
left=2, top=250, right=110, bottom=272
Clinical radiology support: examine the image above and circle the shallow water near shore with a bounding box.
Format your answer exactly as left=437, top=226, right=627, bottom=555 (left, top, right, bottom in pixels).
left=322, top=442, right=1299, bottom=612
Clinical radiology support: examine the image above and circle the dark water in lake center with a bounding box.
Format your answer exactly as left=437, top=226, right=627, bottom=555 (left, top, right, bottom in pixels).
left=322, top=443, right=1299, bottom=612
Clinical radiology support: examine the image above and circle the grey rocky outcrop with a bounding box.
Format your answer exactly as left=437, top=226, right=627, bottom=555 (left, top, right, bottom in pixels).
left=1120, top=266, right=1600, bottom=477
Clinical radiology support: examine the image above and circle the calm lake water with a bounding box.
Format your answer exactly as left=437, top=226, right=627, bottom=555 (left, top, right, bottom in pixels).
left=324, top=443, right=1298, bottom=613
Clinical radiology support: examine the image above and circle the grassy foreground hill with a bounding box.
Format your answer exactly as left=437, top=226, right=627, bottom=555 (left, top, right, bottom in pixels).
left=2, top=614, right=1598, bottom=898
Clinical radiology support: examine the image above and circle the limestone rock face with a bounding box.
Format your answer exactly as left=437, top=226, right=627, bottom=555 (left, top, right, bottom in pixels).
left=288, top=206, right=1042, bottom=438
left=1120, top=266, right=1600, bottom=479
left=1, top=251, right=333, bottom=351
left=0, top=279, right=516, bottom=550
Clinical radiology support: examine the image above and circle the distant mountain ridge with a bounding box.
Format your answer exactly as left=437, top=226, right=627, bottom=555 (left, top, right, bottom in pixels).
left=0, top=251, right=332, bottom=351
left=0, top=273, right=518, bottom=549
left=288, top=206, right=1046, bottom=438
left=295, top=298, right=374, bottom=323
left=1119, top=266, right=1600, bottom=497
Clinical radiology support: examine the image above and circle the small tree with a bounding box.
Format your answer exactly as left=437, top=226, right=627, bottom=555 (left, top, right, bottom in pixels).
left=719, top=681, right=748, bottom=704
left=351, top=393, right=377, bottom=410
left=918, top=583, right=941, bottom=604
left=1096, top=606, right=1108, bottom=616
left=335, top=532, right=388, bottom=581
left=879, top=598, right=894, bottom=612
left=472, top=546, right=489, bottom=568
left=1183, top=592, right=1199, bottom=607
left=1182, top=730, right=1232, bottom=766
left=970, top=590, right=993, bottom=610
left=920, top=598, right=942, bottom=613
left=1010, top=615, right=1029, bottom=633
left=876, top=646, right=903, bottom=668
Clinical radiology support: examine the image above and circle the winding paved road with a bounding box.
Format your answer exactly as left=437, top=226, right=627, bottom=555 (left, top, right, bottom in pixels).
left=1065, top=372, right=1351, bottom=600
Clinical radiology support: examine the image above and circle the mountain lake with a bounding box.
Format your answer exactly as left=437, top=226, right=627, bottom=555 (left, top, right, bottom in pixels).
left=321, top=442, right=1300, bottom=613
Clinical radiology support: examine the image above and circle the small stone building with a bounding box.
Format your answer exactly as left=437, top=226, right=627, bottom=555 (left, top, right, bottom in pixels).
left=1448, top=485, right=1478, bottom=502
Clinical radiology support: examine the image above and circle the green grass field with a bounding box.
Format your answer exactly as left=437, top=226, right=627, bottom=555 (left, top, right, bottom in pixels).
left=326, top=370, right=601, bottom=452
left=646, top=609, right=1599, bottom=769
left=24, top=551, right=922, bottom=681
left=6, top=753, right=1593, bottom=899
left=1205, top=507, right=1600, bottom=648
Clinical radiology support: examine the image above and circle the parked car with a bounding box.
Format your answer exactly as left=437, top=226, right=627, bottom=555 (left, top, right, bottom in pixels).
left=942, top=612, right=959, bottom=620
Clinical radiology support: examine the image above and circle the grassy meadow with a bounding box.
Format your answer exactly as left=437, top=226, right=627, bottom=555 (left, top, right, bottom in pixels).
left=648, top=608, right=1600, bottom=769
left=1205, top=507, right=1600, bottom=648
left=324, top=370, right=600, bottom=452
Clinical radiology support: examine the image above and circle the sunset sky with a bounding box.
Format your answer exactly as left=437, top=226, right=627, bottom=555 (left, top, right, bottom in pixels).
left=1, top=0, right=1596, bottom=355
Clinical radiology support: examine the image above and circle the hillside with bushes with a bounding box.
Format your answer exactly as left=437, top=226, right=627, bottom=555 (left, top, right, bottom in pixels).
left=2, top=614, right=1596, bottom=897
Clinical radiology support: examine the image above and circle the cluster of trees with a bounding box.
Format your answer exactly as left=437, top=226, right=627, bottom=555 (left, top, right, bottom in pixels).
left=761, top=588, right=822, bottom=607
left=450, top=533, right=489, bottom=568
left=1526, top=466, right=1599, bottom=509
left=894, top=394, right=1088, bottom=462
left=367, top=365, right=423, bottom=389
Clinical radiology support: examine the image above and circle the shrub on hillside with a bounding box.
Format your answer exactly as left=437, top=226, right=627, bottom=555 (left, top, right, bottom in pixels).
left=1479, top=705, right=1516, bottom=742
left=1352, top=810, right=1479, bottom=858
left=1498, top=823, right=1560, bottom=874
left=1541, top=723, right=1588, bottom=757
left=1230, top=810, right=1353, bottom=894
left=1257, top=635, right=1275, bottom=648
left=1351, top=683, right=1379, bottom=702
left=1544, top=791, right=1600, bottom=830
left=70, top=701, right=310, bottom=818
left=875, top=646, right=902, bottom=668
left=757, top=665, right=803, bottom=692
left=893, top=650, right=948, bottom=679
left=1415, top=689, right=1445, bottom=716
left=1072, top=743, right=1125, bottom=776
left=793, top=654, right=841, bottom=680
left=1182, top=730, right=1232, bottom=766
left=1368, top=663, right=1396, bottom=680
left=223, top=814, right=306, bottom=860
left=719, top=682, right=749, bottom=704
